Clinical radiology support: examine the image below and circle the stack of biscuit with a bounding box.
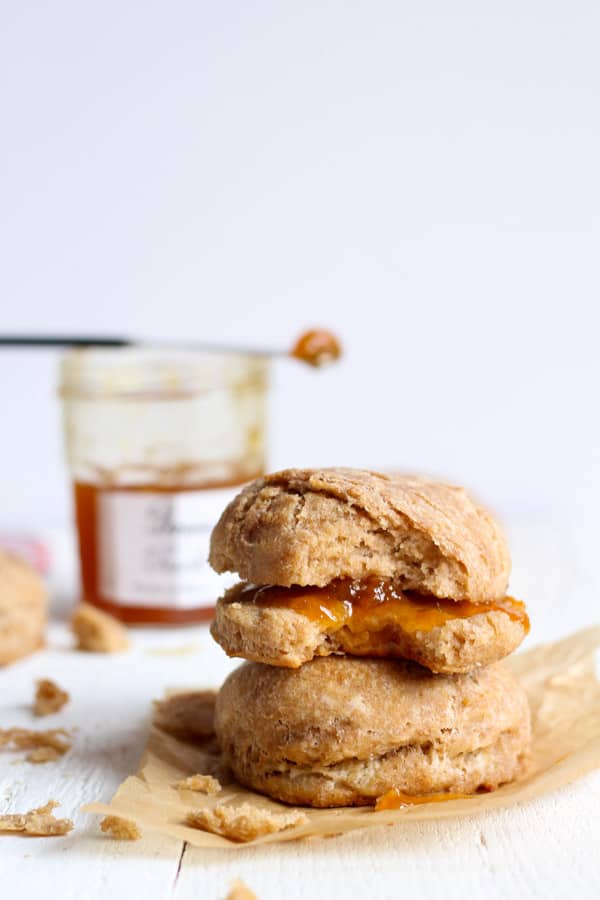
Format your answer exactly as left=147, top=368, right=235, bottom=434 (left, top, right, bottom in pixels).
left=208, top=468, right=531, bottom=808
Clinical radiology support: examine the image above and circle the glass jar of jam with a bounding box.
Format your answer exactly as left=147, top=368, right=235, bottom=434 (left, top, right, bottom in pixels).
left=59, top=348, right=268, bottom=624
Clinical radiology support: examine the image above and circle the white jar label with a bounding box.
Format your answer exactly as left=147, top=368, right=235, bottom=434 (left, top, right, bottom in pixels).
left=97, top=487, right=238, bottom=609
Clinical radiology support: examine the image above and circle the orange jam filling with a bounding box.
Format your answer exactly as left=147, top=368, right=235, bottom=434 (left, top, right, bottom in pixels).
left=243, top=577, right=529, bottom=637
left=375, top=788, right=478, bottom=810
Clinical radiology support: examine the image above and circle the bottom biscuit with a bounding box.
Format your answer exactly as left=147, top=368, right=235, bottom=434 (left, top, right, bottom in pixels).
left=214, top=657, right=530, bottom=808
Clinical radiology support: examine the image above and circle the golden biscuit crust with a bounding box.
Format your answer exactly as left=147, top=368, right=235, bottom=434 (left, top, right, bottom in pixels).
left=0, top=551, right=47, bottom=666
left=215, top=657, right=530, bottom=807
left=209, top=469, right=510, bottom=601
left=210, top=586, right=527, bottom=673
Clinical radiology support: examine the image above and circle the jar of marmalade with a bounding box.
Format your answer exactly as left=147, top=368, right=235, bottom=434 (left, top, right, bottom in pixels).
left=59, top=348, right=268, bottom=624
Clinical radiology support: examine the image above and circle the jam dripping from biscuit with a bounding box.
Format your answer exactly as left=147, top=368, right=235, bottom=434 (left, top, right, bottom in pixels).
left=243, top=577, right=529, bottom=639
left=375, top=788, right=478, bottom=810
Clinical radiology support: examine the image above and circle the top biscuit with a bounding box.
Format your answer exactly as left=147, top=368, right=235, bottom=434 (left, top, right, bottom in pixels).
left=209, top=468, right=510, bottom=601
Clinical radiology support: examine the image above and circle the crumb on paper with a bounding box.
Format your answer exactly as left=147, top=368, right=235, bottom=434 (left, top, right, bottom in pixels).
left=185, top=802, right=308, bottom=843
left=34, top=679, right=69, bottom=716
left=0, top=727, right=72, bottom=763
left=226, top=879, right=259, bottom=900
left=153, top=690, right=217, bottom=742
left=176, top=774, right=222, bottom=795
left=0, top=800, right=73, bottom=836
left=71, top=603, right=129, bottom=653
left=100, top=815, right=142, bottom=841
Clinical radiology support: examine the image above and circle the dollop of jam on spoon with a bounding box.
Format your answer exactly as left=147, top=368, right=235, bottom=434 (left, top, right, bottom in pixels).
left=290, top=329, right=342, bottom=368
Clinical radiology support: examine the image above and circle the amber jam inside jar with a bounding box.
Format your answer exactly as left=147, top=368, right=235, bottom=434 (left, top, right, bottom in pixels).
left=60, top=349, right=268, bottom=624
left=73, top=473, right=261, bottom=625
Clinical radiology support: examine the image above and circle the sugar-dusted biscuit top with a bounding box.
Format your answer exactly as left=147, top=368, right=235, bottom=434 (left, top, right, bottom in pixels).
left=215, top=656, right=531, bottom=808
left=209, top=468, right=510, bottom=601
left=0, top=550, right=47, bottom=666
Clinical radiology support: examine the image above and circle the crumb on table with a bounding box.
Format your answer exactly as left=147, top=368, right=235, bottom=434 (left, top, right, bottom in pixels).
left=34, top=679, right=69, bottom=716
left=0, top=727, right=72, bottom=763
left=0, top=800, right=73, bottom=836
left=71, top=604, right=129, bottom=653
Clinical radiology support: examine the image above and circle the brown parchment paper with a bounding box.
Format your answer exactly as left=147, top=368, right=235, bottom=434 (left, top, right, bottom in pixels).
left=84, top=626, right=600, bottom=848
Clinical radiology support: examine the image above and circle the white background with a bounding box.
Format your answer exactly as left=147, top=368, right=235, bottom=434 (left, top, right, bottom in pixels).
left=1, top=1, right=598, bottom=531
left=1, top=8, right=600, bottom=897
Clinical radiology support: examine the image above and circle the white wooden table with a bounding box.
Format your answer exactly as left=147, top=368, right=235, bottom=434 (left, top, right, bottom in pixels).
left=2, top=522, right=600, bottom=900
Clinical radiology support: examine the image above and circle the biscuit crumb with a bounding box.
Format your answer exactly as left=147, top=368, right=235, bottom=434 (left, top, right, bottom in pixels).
left=100, top=815, right=142, bottom=840
left=27, top=747, right=63, bottom=764
left=0, top=727, right=72, bottom=763
left=34, top=679, right=69, bottom=716
left=176, top=774, right=221, bottom=795
left=153, top=691, right=217, bottom=742
left=0, top=800, right=73, bottom=836
left=226, top=879, right=258, bottom=900
left=185, top=802, right=308, bottom=843
left=71, top=604, right=129, bottom=653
